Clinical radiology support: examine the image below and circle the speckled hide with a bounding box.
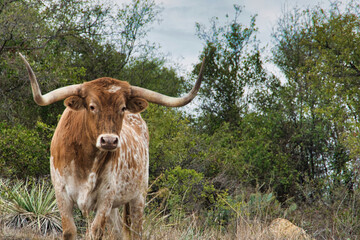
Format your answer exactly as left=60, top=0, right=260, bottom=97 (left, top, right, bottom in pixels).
left=50, top=78, right=149, bottom=240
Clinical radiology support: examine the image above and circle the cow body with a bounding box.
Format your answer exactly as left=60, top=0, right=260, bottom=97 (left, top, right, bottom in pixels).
left=51, top=111, right=149, bottom=212
left=50, top=78, right=149, bottom=239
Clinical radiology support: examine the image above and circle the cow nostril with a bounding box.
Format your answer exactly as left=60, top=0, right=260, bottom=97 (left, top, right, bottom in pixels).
left=98, top=135, right=119, bottom=150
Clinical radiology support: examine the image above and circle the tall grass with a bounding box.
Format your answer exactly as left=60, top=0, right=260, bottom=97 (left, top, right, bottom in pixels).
left=142, top=186, right=298, bottom=240
left=0, top=178, right=358, bottom=239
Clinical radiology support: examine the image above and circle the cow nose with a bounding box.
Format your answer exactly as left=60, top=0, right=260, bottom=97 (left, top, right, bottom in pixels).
left=98, top=134, right=119, bottom=151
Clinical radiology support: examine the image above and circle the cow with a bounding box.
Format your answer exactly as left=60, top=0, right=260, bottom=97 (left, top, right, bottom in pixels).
left=19, top=53, right=205, bottom=240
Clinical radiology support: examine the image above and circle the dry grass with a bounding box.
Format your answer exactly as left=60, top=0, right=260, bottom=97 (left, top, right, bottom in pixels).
left=0, top=223, right=61, bottom=240
left=1, top=178, right=358, bottom=239
left=0, top=216, right=310, bottom=240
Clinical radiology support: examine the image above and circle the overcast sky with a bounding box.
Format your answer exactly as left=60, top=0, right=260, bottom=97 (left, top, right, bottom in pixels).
left=115, top=0, right=332, bottom=75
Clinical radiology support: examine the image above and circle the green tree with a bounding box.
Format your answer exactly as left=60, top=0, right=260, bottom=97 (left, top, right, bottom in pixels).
left=194, top=5, right=266, bottom=133
left=71, top=0, right=162, bottom=80
left=0, top=0, right=161, bottom=125
left=120, top=57, right=185, bottom=97
left=271, top=0, right=360, bottom=197
left=0, top=0, right=106, bottom=124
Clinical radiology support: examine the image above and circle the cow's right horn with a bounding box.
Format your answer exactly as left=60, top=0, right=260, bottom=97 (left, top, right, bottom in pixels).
left=19, top=53, right=82, bottom=106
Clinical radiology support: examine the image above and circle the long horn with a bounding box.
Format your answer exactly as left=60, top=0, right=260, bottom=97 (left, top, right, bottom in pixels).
left=19, top=53, right=82, bottom=106
left=130, top=57, right=205, bottom=107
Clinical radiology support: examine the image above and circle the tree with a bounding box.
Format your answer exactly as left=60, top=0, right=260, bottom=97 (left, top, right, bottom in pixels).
left=72, top=0, right=162, bottom=80
left=271, top=0, right=360, bottom=197
left=0, top=0, right=161, bottom=125
left=120, top=56, right=185, bottom=97
left=194, top=5, right=266, bottom=133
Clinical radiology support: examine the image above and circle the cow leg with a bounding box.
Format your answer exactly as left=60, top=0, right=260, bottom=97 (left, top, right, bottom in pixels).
left=122, top=203, right=131, bottom=240
left=55, top=192, right=76, bottom=240
left=90, top=213, right=107, bottom=240
left=107, top=209, right=122, bottom=240
left=90, top=209, right=108, bottom=240
left=90, top=195, right=114, bottom=240
left=122, top=196, right=146, bottom=240
left=129, top=195, right=145, bottom=240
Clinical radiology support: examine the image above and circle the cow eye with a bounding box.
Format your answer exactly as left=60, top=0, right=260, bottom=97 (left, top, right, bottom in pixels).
left=121, top=106, right=127, bottom=112
left=89, top=105, right=96, bottom=111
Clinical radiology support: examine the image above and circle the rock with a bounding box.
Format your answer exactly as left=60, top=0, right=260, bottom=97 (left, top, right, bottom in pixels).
left=267, top=218, right=313, bottom=240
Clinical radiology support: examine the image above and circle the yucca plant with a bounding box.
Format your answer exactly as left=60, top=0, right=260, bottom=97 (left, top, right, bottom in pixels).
left=0, top=178, right=62, bottom=235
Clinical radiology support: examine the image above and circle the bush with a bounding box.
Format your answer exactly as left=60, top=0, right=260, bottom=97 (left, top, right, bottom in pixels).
left=0, top=121, right=51, bottom=178
left=143, top=105, right=202, bottom=176
left=148, top=166, right=221, bottom=218
left=207, top=189, right=296, bottom=227
left=0, top=178, right=61, bottom=235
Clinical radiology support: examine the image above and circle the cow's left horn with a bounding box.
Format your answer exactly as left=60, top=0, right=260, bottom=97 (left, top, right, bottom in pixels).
left=19, top=53, right=83, bottom=106
left=130, top=57, right=205, bottom=107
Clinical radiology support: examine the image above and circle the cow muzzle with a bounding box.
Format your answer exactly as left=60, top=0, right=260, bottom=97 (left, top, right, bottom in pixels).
left=96, top=134, right=120, bottom=151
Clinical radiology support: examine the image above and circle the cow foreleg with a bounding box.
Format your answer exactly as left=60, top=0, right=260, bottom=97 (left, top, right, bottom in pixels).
left=55, top=193, right=76, bottom=240
left=90, top=194, right=114, bottom=240
left=90, top=212, right=107, bottom=240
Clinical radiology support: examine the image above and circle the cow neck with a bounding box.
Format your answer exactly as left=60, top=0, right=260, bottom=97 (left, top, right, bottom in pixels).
left=71, top=130, right=118, bottom=178
left=77, top=112, right=118, bottom=172
left=91, top=150, right=117, bottom=176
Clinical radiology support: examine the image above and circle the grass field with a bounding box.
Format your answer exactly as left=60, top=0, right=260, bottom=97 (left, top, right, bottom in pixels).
left=0, top=218, right=311, bottom=240
left=0, top=178, right=358, bottom=239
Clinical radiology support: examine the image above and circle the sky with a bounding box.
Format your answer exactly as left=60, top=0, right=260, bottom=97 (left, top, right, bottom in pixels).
left=115, top=0, right=332, bottom=76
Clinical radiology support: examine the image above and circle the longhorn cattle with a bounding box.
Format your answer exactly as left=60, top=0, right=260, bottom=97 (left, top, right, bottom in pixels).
left=19, top=53, right=205, bottom=240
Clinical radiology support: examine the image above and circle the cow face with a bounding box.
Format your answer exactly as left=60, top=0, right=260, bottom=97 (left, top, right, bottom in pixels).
left=64, top=78, right=148, bottom=151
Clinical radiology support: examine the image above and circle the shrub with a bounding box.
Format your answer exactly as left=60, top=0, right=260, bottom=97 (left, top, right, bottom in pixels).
left=0, top=178, right=61, bottom=235
left=151, top=166, right=202, bottom=217
left=148, top=167, right=216, bottom=217
left=0, top=121, right=51, bottom=178
left=143, top=105, right=198, bottom=176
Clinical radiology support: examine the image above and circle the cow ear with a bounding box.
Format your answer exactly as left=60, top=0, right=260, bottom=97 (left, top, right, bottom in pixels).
left=127, top=97, right=148, bottom=113
left=64, top=96, right=85, bottom=111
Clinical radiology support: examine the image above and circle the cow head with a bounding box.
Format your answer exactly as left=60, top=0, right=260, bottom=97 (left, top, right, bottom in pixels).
left=19, top=53, right=205, bottom=151
left=64, top=79, right=148, bottom=151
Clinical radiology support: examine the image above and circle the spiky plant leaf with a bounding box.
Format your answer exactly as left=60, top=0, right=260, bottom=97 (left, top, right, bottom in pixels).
left=0, top=179, right=62, bottom=235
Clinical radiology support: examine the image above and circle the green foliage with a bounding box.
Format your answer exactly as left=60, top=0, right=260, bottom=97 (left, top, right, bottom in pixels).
left=0, top=178, right=61, bottom=235
left=148, top=166, right=222, bottom=221
left=0, top=0, right=162, bottom=125
left=193, top=122, right=246, bottom=180
left=237, top=113, right=298, bottom=199
left=270, top=0, right=360, bottom=198
left=143, top=105, right=199, bottom=176
left=0, top=122, right=50, bottom=178
left=120, top=57, right=185, bottom=97
left=158, top=166, right=204, bottom=212
left=206, top=189, right=295, bottom=227
left=194, top=4, right=266, bottom=133
left=161, top=166, right=203, bottom=196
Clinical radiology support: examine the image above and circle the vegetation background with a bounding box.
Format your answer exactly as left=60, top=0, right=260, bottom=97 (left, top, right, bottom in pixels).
left=1, top=0, right=360, bottom=239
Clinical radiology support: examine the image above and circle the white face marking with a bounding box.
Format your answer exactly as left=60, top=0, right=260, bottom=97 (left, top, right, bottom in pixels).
left=108, top=85, right=122, bottom=93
